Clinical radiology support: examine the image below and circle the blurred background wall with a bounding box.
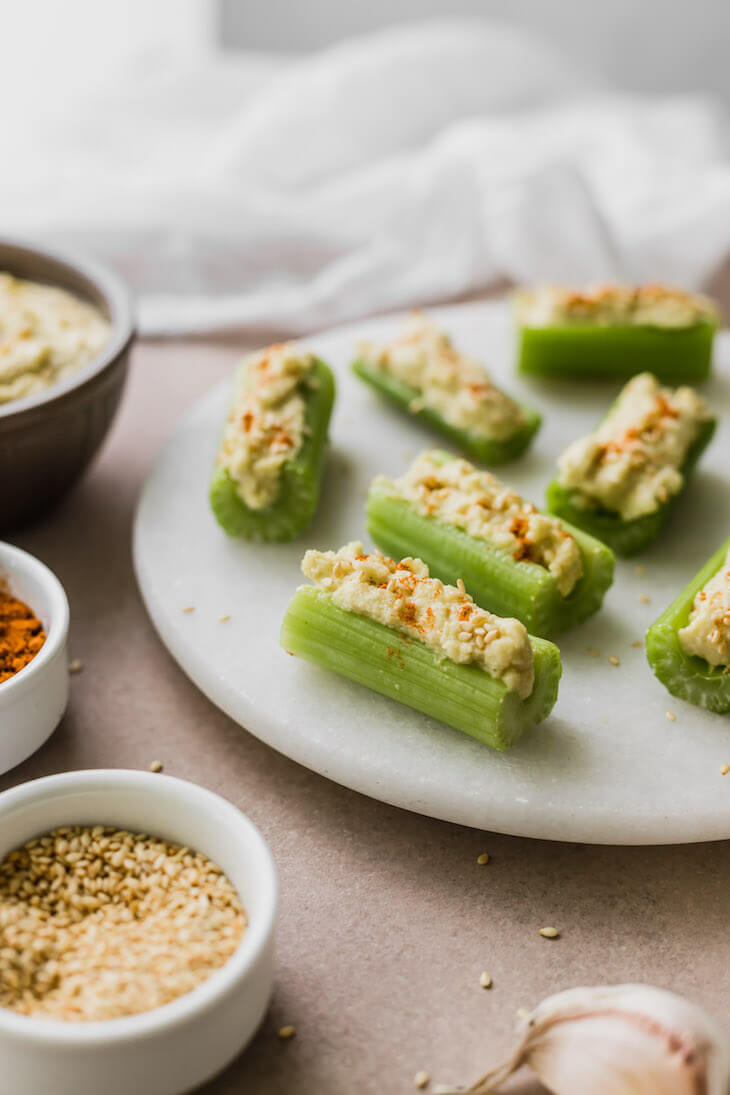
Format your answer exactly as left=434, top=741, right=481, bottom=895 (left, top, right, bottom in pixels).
left=7, top=1, right=730, bottom=105
left=3, top=1, right=212, bottom=116
left=221, top=0, right=730, bottom=101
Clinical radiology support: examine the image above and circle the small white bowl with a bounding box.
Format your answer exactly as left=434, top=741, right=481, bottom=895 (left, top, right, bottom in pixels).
left=0, top=542, right=69, bottom=771
left=0, top=769, right=278, bottom=1095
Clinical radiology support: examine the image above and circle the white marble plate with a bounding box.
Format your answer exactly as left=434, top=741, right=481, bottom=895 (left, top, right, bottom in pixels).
left=133, top=301, right=730, bottom=844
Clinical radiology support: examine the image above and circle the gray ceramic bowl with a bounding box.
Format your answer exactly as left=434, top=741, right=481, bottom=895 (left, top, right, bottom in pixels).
left=0, top=239, right=135, bottom=531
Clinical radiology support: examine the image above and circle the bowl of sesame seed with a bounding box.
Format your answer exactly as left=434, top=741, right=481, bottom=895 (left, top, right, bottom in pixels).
left=0, top=541, right=69, bottom=774
left=0, top=769, right=278, bottom=1095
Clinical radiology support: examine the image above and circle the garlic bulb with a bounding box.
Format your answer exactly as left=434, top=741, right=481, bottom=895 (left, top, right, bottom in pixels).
left=436, top=984, right=730, bottom=1095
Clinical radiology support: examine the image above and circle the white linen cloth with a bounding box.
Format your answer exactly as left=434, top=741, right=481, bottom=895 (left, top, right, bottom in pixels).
left=3, top=19, right=730, bottom=335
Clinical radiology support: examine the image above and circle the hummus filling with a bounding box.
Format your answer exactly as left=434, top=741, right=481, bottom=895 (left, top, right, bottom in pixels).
left=217, top=343, right=315, bottom=510
left=516, top=284, right=719, bottom=330
left=301, top=541, right=534, bottom=698
left=375, top=451, right=583, bottom=597
left=678, top=548, right=730, bottom=667
left=0, top=273, right=110, bottom=405
left=358, top=313, right=525, bottom=441
left=557, top=373, right=709, bottom=521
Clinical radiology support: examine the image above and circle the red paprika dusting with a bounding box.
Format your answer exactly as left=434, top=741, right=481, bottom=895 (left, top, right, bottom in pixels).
left=0, top=590, right=46, bottom=684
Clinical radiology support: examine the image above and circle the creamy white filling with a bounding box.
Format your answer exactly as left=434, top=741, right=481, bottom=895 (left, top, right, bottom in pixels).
left=557, top=373, right=708, bottom=521
left=678, top=548, right=730, bottom=667
left=375, top=452, right=583, bottom=597
left=516, top=283, right=719, bottom=330
left=358, top=312, right=525, bottom=441
left=0, top=273, right=110, bottom=405
left=301, top=541, right=534, bottom=698
left=217, top=343, right=314, bottom=510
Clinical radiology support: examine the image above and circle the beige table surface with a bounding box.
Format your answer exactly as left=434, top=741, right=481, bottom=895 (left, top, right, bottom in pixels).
left=2, top=334, right=729, bottom=1095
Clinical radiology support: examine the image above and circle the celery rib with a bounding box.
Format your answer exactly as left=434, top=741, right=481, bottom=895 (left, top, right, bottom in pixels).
left=518, top=322, right=716, bottom=384
left=352, top=360, right=540, bottom=465
left=646, top=536, right=730, bottom=713
left=210, top=358, right=335, bottom=542
left=280, top=586, right=561, bottom=751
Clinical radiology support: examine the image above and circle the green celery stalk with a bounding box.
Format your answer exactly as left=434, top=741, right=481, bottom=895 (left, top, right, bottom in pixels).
left=646, top=536, right=730, bottom=713
left=545, top=418, right=716, bottom=557
left=367, top=471, right=614, bottom=638
left=210, top=358, right=335, bottom=542
left=280, top=585, right=561, bottom=752
left=518, top=321, right=717, bottom=384
left=352, top=358, right=540, bottom=465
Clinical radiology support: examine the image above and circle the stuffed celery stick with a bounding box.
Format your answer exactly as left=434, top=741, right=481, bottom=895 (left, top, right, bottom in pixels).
left=516, top=284, right=719, bottom=384
left=646, top=536, right=730, bottom=713
left=367, top=451, right=613, bottom=637
left=352, top=312, right=540, bottom=464
left=210, top=342, right=335, bottom=541
left=546, top=373, right=715, bottom=556
left=280, top=543, right=561, bottom=751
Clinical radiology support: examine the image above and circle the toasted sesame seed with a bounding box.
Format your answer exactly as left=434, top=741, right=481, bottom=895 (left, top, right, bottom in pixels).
left=721, top=764, right=729, bottom=776
left=414, top=1071, right=430, bottom=1089
left=182, top=606, right=195, bottom=614
left=68, top=658, right=83, bottom=674
left=479, top=971, right=492, bottom=989
left=0, top=826, right=245, bottom=1021
left=539, top=926, right=559, bottom=939
left=609, top=655, right=620, bottom=666
left=476, top=852, right=489, bottom=865
left=278, top=1025, right=296, bottom=1040
left=218, top=614, right=231, bottom=623
left=638, top=594, right=651, bottom=604
left=149, top=760, right=164, bottom=773
left=665, top=711, right=676, bottom=722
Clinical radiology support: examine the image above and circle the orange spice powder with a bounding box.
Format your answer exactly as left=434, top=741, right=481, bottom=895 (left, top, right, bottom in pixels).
left=0, top=590, right=46, bottom=684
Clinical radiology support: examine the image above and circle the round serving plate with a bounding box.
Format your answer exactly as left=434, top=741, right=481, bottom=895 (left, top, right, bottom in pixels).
left=133, top=300, right=730, bottom=845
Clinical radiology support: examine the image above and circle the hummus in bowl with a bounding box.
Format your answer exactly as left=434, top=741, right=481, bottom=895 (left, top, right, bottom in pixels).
left=0, top=239, right=135, bottom=531
left=0, top=273, right=110, bottom=406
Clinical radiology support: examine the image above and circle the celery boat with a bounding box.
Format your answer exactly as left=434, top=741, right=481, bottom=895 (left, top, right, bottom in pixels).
left=515, top=284, right=719, bottom=384
left=367, top=453, right=614, bottom=637
left=210, top=356, right=335, bottom=542
left=281, top=589, right=561, bottom=753
left=352, top=357, right=540, bottom=465
left=646, top=536, right=730, bottom=713
left=546, top=418, right=715, bottom=557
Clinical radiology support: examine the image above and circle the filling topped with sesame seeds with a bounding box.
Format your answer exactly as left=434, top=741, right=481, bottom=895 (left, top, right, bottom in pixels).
left=678, top=547, right=730, bottom=667
left=301, top=542, right=534, bottom=698
left=0, top=273, right=110, bottom=405
left=515, top=284, right=719, bottom=329
left=557, top=373, right=709, bottom=520
left=358, top=313, right=525, bottom=440
left=0, top=825, right=246, bottom=1022
left=217, top=342, right=316, bottom=510
left=374, top=451, right=583, bottom=597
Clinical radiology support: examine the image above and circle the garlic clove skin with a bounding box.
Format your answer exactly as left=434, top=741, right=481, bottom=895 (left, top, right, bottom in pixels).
left=437, top=984, right=730, bottom=1095
left=523, top=985, right=730, bottom=1095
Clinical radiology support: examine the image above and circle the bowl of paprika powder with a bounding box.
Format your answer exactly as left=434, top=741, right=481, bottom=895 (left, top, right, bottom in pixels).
left=0, top=541, right=69, bottom=772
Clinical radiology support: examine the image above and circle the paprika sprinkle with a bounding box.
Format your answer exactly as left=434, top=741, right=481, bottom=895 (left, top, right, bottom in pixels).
left=0, top=589, right=46, bottom=684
